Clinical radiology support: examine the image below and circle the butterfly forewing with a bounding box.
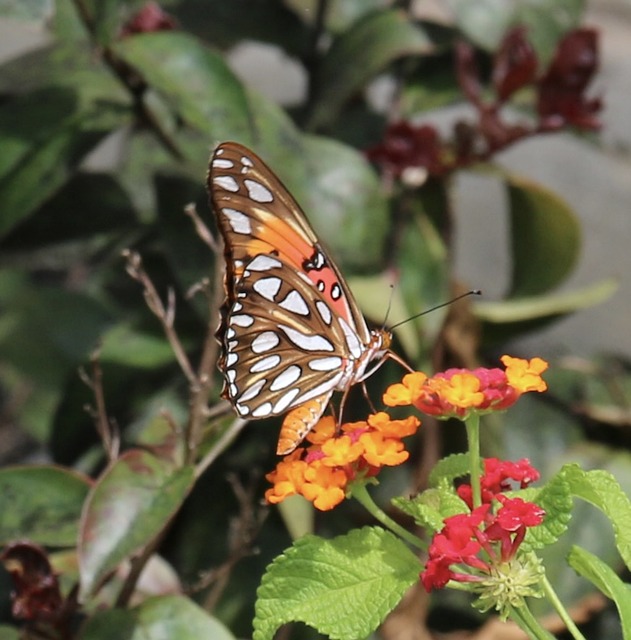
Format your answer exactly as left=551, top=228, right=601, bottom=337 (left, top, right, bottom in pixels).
left=209, top=141, right=391, bottom=453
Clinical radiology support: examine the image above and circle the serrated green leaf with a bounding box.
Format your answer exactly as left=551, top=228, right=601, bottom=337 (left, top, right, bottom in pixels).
left=560, top=464, right=631, bottom=570
left=567, top=546, right=631, bottom=640
left=78, top=451, right=195, bottom=598
left=428, top=453, right=472, bottom=487
left=525, top=472, right=572, bottom=550
left=0, top=465, right=91, bottom=546
left=393, top=487, right=466, bottom=532
left=309, top=10, right=433, bottom=129
left=111, top=32, right=251, bottom=140
left=253, top=526, right=421, bottom=640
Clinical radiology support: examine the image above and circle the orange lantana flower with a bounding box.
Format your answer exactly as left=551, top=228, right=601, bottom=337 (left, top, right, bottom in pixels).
left=383, top=355, right=548, bottom=420
left=265, top=412, right=421, bottom=511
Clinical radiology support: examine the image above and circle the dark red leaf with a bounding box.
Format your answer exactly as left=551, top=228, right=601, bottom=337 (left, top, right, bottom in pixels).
left=1, top=542, right=63, bottom=622
left=365, top=121, right=444, bottom=178
left=121, top=1, right=178, bottom=37
left=493, top=26, right=538, bottom=102
left=455, top=41, right=482, bottom=107
left=537, top=28, right=602, bottom=130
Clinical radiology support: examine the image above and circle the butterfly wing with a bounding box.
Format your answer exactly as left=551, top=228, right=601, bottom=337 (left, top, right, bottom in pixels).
left=208, top=142, right=378, bottom=452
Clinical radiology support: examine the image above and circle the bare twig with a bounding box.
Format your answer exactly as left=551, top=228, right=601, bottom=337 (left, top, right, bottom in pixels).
left=185, top=203, right=221, bottom=254
left=184, top=257, right=226, bottom=461
left=122, top=249, right=197, bottom=384
left=79, top=350, right=120, bottom=461
left=196, top=418, right=248, bottom=478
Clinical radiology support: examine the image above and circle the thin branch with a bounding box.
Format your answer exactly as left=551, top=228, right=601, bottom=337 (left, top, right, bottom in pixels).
left=185, top=203, right=221, bottom=254
left=122, top=249, right=197, bottom=384
left=184, top=255, right=226, bottom=462
left=79, top=350, right=120, bottom=461
left=196, top=418, right=248, bottom=478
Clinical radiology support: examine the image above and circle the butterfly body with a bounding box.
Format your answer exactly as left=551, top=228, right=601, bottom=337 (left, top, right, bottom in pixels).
left=209, top=142, right=393, bottom=454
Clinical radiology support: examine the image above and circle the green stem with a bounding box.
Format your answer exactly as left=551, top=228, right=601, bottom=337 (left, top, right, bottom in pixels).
left=464, top=413, right=482, bottom=508
left=542, top=576, right=587, bottom=640
left=350, top=482, right=425, bottom=550
left=509, top=604, right=556, bottom=640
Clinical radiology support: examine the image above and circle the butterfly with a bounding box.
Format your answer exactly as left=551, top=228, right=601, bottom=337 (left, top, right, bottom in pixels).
left=208, top=141, right=404, bottom=455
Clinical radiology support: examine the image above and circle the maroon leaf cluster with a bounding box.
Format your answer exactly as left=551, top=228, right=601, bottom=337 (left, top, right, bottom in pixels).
left=120, top=1, right=178, bottom=37
left=0, top=542, right=71, bottom=627
left=367, top=27, right=601, bottom=181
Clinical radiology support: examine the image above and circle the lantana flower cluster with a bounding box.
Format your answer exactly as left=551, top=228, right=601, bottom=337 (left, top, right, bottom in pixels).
left=421, top=458, right=546, bottom=616
left=265, top=412, right=420, bottom=511
left=383, top=355, right=548, bottom=420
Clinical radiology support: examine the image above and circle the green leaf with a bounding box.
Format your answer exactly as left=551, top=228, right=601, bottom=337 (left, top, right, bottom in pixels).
left=393, top=487, right=466, bottom=533
left=560, top=464, right=631, bottom=570
left=99, top=325, right=176, bottom=369
left=0, top=625, right=19, bottom=640
left=111, top=32, right=252, bottom=140
left=0, top=89, right=129, bottom=237
left=78, top=451, right=195, bottom=598
left=309, top=10, right=433, bottom=129
left=476, top=278, right=618, bottom=344
left=0, top=466, right=91, bottom=546
left=0, top=172, right=136, bottom=252
left=506, top=175, right=581, bottom=298
left=447, top=0, right=585, bottom=61
left=567, top=546, right=631, bottom=640
left=525, top=472, right=573, bottom=550
left=298, top=135, right=389, bottom=270
left=428, top=453, right=472, bottom=487
left=253, top=526, right=421, bottom=640
left=79, top=595, right=236, bottom=640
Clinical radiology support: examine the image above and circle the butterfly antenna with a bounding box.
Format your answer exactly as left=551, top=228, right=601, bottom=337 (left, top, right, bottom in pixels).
left=381, top=284, right=396, bottom=330
left=388, top=289, right=481, bottom=330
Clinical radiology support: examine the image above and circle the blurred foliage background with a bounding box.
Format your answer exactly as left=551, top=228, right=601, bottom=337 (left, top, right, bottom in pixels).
left=0, top=0, right=630, bottom=638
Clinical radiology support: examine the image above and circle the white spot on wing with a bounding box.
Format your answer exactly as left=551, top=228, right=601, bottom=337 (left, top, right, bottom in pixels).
left=241, top=155, right=253, bottom=167
left=247, top=255, right=282, bottom=271
left=238, top=378, right=266, bottom=402
left=226, top=369, right=237, bottom=382
left=279, top=325, right=335, bottom=352
left=270, top=365, right=302, bottom=391
left=253, top=276, right=282, bottom=301
left=232, top=302, right=243, bottom=312
left=226, top=353, right=238, bottom=367
left=231, top=314, right=254, bottom=328
left=214, top=175, right=239, bottom=192
left=212, top=158, right=234, bottom=169
left=252, top=402, right=273, bottom=417
left=249, top=354, right=281, bottom=373
left=251, top=331, right=280, bottom=353
left=338, top=317, right=362, bottom=359
left=315, top=300, right=332, bottom=325
left=279, top=290, right=309, bottom=316
left=308, top=356, right=343, bottom=372
left=236, top=403, right=250, bottom=416
left=223, top=208, right=251, bottom=234
left=273, top=388, right=300, bottom=413
left=244, top=179, right=273, bottom=203
left=331, top=283, right=342, bottom=300
left=226, top=328, right=236, bottom=339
